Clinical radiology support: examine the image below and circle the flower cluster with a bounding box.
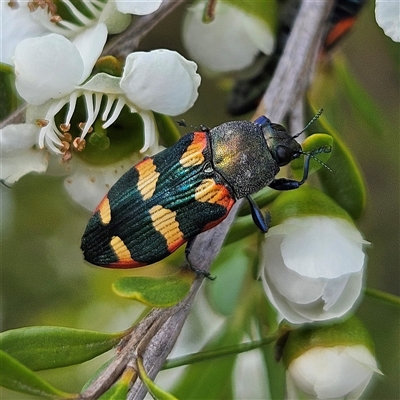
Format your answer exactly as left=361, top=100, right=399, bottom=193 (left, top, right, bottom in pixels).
left=1, top=0, right=200, bottom=210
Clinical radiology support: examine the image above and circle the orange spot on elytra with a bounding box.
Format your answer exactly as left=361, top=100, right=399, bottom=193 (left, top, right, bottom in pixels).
left=180, top=132, right=207, bottom=167
left=135, top=158, right=160, bottom=201
left=149, top=205, right=184, bottom=252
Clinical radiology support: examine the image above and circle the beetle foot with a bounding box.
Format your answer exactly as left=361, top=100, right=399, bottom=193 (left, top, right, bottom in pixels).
left=187, top=262, right=216, bottom=281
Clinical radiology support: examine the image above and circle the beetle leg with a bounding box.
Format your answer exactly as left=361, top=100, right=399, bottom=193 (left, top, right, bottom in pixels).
left=185, top=238, right=216, bottom=280
left=247, top=195, right=270, bottom=233
left=269, top=153, right=312, bottom=190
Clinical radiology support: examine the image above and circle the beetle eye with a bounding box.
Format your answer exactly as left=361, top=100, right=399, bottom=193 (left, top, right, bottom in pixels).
left=275, top=145, right=293, bottom=166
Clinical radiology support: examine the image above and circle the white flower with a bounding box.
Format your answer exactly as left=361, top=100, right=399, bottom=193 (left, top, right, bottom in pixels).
left=3, top=34, right=200, bottom=209
left=0, top=0, right=48, bottom=65
left=13, top=34, right=200, bottom=154
left=61, top=143, right=164, bottom=211
left=0, top=123, right=48, bottom=183
left=375, top=0, right=400, bottom=42
left=182, top=1, right=275, bottom=72
left=260, top=217, right=368, bottom=324
left=1, top=0, right=163, bottom=65
left=286, top=345, right=381, bottom=399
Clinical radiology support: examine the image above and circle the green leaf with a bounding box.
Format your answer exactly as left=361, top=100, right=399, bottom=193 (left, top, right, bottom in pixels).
left=137, top=358, right=178, bottom=400
left=314, top=116, right=367, bottom=220
left=113, top=269, right=195, bottom=307
left=224, top=214, right=257, bottom=245
left=207, top=242, right=253, bottom=315
left=0, top=326, right=125, bottom=371
left=172, top=325, right=243, bottom=399
left=0, top=65, right=18, bottom=120
left=0, top=350, right=75, bottom=398
left=99, top=367, right=134, bottom=400
left=81, top=358, right=115, bottom=392
left=308, top=53, right=390, bottom=139
left=332, top=54, right=388, bottom=137
left=281, top=316, right=376, bottom=368
left=291, top=133, right=334, bottom=179
left=269, top=186, right=353, bottom=226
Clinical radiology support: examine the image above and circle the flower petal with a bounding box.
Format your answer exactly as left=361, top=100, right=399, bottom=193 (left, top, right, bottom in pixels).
left=120, top=50, right=201, bottom=115
left=0, top=2, right=48, bottom=65
left=375, top=0, right=400, bottom=42
left=0, top=123, right=39, bottom=154
left=280, top=217, right=365, bottom=279
left=289, top=346, right=378, bottom=399
left=64, top=162, right=130, bottom=211
left=73, top=23, right=108, bottom=82
left=0, top=124, right=49, bottom=184
left=80, top=72, right=124, bottom=94
left=99, top=1, right=131, bottom=34
left=182, top=1, right=274, bottom=72
left=260, top=216, right=366, bottom=324
left=116, top=0, right=163, bottom=15
left=64, top=143, right=163, bottom=210
left=14, top=34, right=84, bottom=104
left=261, top=235, right=327, bottom=304
left=1, top=148, right=48, bottom=185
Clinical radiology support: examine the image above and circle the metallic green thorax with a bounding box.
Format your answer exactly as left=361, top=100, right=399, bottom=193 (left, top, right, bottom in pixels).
left=210, top=119, right=301, bottom=199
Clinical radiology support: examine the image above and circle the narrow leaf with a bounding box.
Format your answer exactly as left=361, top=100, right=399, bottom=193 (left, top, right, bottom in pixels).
left=291, top=133, right=334, bottom=178
left=99, top=367, right=135, bottom=400
left=0, top=350, right=75, bottom=399
left=314, top=116, right=367, bottom=220
left=333, top=54, right=388, bottom=137
left=0, top=67, right=18, bottom=120
left=172, top=328, right=241, bottom=399
left=113, top=269, right=195, bottom=307
left=137, top=358, right=178, bottom=400
left=0, top=326, right=125, bottom=371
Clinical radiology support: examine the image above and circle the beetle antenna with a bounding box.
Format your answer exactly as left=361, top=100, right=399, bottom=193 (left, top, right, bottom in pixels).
left=176, top=119, right=187, bottom=127
left=301, top=145, right=333, bottom=172
left=292, top=108, right=323, bottom=139
left=0, top=178, right=12, bottom=189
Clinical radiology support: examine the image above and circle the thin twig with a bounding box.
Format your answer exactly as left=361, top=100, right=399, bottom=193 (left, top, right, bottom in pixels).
left=0, top=104, right=27, bottom=128
left=102, top=0, right=186, bottom=58
left=256, top=0, right=334, bottom=122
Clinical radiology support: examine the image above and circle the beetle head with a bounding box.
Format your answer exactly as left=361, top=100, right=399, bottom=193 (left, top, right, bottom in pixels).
left=256, top=116, right=302, bottom=167
left=255, top=109, right=325, bottom=167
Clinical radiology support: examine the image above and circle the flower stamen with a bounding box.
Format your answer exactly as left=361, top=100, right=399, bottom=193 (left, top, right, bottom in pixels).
left=36, top=119, right=49, bottom=127
left=28, top=0, right=59, bottom=20
left=73, top=137, right=86, bottom=152
left=60, top=123, right=71, bottom=133
left=102, top=97, right=126, bottom=128
left=78, top=122, right=93, bottom=134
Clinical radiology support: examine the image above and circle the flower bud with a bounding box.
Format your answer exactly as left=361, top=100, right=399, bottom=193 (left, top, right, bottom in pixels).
left=282, top=317, right=382, bottom=399
left=260, top=187, right=369, bottom=324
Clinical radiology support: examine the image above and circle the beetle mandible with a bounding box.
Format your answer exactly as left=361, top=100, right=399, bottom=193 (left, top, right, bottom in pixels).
left=81, top=111, right=330, bottom=272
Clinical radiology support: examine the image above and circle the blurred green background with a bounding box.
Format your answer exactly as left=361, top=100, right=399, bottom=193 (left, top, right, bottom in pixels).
left=1, top=1, right=399, bottom=399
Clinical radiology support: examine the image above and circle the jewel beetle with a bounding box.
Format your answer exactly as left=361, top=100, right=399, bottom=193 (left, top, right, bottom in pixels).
left=81, top=112, right=330, bottom=271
